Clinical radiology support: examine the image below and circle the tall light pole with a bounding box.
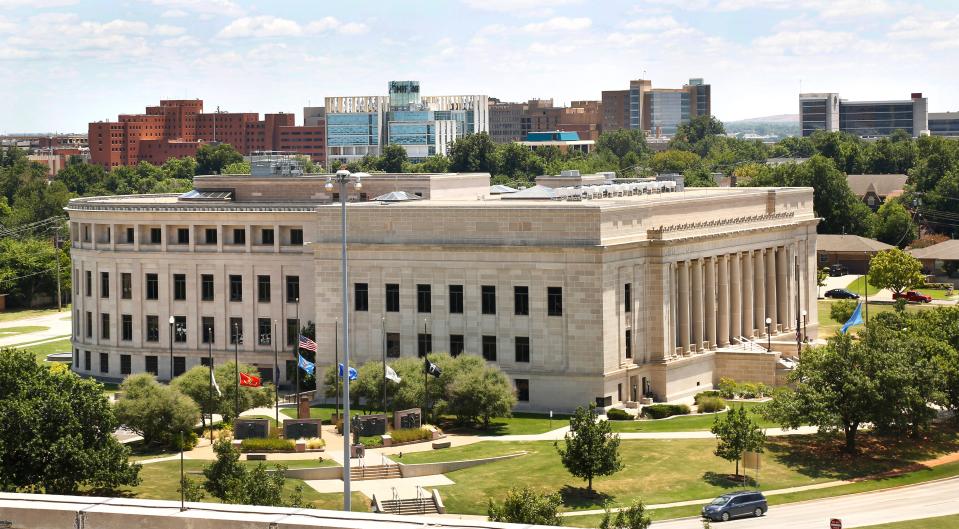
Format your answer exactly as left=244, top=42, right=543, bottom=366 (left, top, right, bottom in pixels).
left=273, top=319, right=279, bottom=426
left=325, top=169, right=362, bottom=512
left=233, top=321, right=239, bottom=419
left=168, top=315, right=175, bottom=382
left=765, top=317, right=772, bottom=351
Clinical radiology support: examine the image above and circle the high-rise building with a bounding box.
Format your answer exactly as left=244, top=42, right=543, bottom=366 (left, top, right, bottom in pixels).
left=929, top=112, right=959, bottom=138
left=799, top=92, right=928, bottom=138
left=601, top=90, right=630, bottom=132
left=602, top=78, right=711, bottom=137
left=325, top=81, right=489, bottom=162
left=489, top=99, right=529, bottom=144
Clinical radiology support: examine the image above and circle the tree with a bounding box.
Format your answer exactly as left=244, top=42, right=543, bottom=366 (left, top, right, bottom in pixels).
left=0, top=237, right=71, bottom=308
left=379, top=144, right=408, bottom=173
left=196, top=143, right=243, bottom=175
left=711, top=407, right=766, bottom=478
left=873, top=201, right=917, bottom=248
left=448, top=132, right=497, bottom=173
left=556, top=404, right=623, bottom=492
left=179, top=476, right=206, bottom=502
left=222, top=161, right=251, bottom=174
left=868, top=248, right=924, bottom=296
left=817, top=267, right=829, bottom=297
left=0, top=348, right=140, bottom=493
left=445, top=360, right=516, bottom=428
left=600, top=500, right=651, bottom=529
left=649, top=150, right=700, bottom=173
left=596, top=129, right=648, bottom=162
left=114, top=373, right=200, bottom=450
left=414, top=154, right=450, bottom=173
left=487, top=486, right=562, bottom=526
left=203, top=439, right=303, bottom=506
left=829, top=300, right=858, bottom=324
left=172, top=365, right=223, bottom=432
left=675, top=115, right=726, bottom=146
left=213, top=362, right=274, bottom=422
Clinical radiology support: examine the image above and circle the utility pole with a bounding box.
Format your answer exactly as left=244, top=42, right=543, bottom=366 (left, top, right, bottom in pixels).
left=53, top=226, right=62, bottom=312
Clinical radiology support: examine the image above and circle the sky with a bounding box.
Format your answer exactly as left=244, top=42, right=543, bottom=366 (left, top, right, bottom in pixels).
left=1, top=0, right=958, bottom=133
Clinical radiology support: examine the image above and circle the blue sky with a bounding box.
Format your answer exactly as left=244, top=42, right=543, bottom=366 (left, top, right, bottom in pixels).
left=1, top=0, right=958, bottom=133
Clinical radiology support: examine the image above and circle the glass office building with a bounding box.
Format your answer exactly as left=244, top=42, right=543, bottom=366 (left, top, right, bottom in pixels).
left=800, top=92, right=927, bottom=138
left=929, top=113, right=959, bottom=137
left=645, top=91, right=690, bottom=136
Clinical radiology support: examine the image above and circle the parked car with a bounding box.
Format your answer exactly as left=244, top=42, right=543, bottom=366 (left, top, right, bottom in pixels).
left=828, top=264, right=848, bottom=277
left=702, top=491, right=768, bottom=522
left=892, top=290, right=932, bottom=303
left=824, top=288, right=860, bottom=299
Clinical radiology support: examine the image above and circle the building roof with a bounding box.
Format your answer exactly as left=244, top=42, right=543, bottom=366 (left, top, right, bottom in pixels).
left=526, top=131, right=581, bottom=141
left=817, top=234, right=894, bottom=253
left=846, top=174, right=908, bottom=198
left=909, top=239, right=959, bottom=260
left=489, top=184, right=518, bottom=194
left=372, top=191, right=421, bottom=202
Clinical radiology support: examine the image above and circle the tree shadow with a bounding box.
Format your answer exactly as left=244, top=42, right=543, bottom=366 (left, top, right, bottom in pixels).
left=558, top=484, right=613, bottom=510
left=702, top=471, right=758, bottom=489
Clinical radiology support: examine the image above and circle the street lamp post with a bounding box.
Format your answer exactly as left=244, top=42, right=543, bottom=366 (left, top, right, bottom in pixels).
left=168, top=315, right=175, bottom=382
left=765, top=317, right=772, bottom=351
left=233, top=321, right=239, bottom=420
left=208, top=325, right=214, bottom=444
left=325, top=169, right=362, bottom=512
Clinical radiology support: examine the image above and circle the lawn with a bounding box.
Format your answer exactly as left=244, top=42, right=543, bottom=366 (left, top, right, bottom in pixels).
left=845, top=276, right=882, bottom=296
left=608, top=402, right=775, bottom=433
left=0, top=325, right=48, bottom=337
left=817, top=300, right=938, bottom=337
left=280, top=403, right=379, bottom=422
left=12, top=337, right=72, bottom=363
left=856, top=513, right=959, bottom=529
left=918, top=288, right=957, bottom=301
left=0, top=306, right=68, bottom=323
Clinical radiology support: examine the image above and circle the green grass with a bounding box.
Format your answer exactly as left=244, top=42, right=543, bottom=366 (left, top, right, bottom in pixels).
left=0, top=306, right=69, bottom=323
left=845, top=276, right=883, bottom=296
left=442, top=412, right=571, bottom=436
left=280, top=404, right=387, bottom=423
left=0, top=325, right=48, bottom=337
left=11, top=337, right=72, bottom=363
left=855, top=513, right=959, bottom=529
left=918, top=288, right=957, bottom=300
left=817, top=300, right=937, bottom=337
left=608, top=402, right=775, bottom=433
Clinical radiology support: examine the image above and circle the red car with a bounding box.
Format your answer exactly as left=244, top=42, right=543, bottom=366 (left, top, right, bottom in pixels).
left=893, top=291, right=932, bottom=303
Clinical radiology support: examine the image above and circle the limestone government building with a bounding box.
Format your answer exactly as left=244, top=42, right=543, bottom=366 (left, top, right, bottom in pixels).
left=66, top=156, right=819, bottom=412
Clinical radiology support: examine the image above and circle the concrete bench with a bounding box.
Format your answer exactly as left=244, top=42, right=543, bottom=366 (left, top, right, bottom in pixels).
left=432, top=441, right=451, bottom=450
left=246, top=453, right=267, bottom=461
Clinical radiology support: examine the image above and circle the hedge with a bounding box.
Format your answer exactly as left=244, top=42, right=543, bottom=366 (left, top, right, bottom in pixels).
left=240, top=438, right=294, bottom=452
left=606, top=408, right=634, bottom=421
left=697, top=396, right=726, bottom=413
left=390, top=427, right=432, bottom=443
left=694, top=391, right=721, bottom=405
left=641, top=404, right=690, bottom=419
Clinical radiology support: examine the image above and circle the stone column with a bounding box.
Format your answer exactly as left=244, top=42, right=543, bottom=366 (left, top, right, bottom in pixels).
left=677, top=261, right=689, bottom=353
left=730, top=253, right=742, bottom=341
left=777, top=246, right=790, bottom=330
left=717, top=255, right=730, bottom=346
left=742, top=251, right=754, bottom=337
left=691, top=259, right=704, bottom=351
left=766, top=247, right=778, bottom=332
left=705, top=257, right=717, bottom=348
left=754, top=249, right=766, bottom=336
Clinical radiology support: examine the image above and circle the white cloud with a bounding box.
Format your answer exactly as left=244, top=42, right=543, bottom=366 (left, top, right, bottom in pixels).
left=160, top=9, right=187, bottom=18
left=462, top=0, right=582, bottom=13
left=0, top=0, right=77, bottom=7
left=145, top=0, right=244, bottom=18
left=523, top=16, right=591, bottom=32
left=161, top=35, right=199, bottom=47
left=153, top=24, right=185, bottom=36
left=217, top=15, right=369, bottom=38
left=889, top=13, right=959, bottom=49
left=624, top=16, right=683, bottom=31
left=528, top=42, right=575, bottom=55
left=753, top=29, right=857, bottom=55
left=0, top=15, right=14, bottom=32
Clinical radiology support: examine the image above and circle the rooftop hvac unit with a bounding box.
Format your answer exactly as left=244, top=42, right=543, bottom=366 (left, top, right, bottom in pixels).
left=560, top=169, right=581, bottom=177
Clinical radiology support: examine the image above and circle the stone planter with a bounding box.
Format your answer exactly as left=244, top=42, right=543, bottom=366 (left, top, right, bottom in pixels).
left=294, top=440, right=306, bottom=453
left=381, top=434, right=393, bottom=447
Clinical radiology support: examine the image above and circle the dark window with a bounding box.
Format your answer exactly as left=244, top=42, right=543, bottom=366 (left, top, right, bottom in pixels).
left=201, top=274, right=214, bottom=301
left=229, top=275, right=242, bottom=301
left=200, top=357, right=210, bottom=367
left=625, top=329, right=632, bottom=359
left=624, top=283, right=632, bottom=313
left=290, top=228, right=303, bottom=245
left=230, top=318, right=243, bottom=344
left=449, top=285, right=464, bottom=314
left=120, top=354, right=131, bottom=375
left=387, top=333, right=401, bottom=358
left=100, top=313, right=110, bottom=339
left=74, top=348, right=79, bottom=367
left=99, top=352, right=109, bottom=373
left=482, top=335, right=497, bottom=361
left=261, top=228, right=274, bottom=245
left=596, top=395, right=612, bottom=407
left=150, top=227, right=161, bottom=244
left=355, top=283, right=368, bottom=311
left=84, top=350, right=91, bottom=370
left=145, top=355, right=158, bottom=376
left=173, top=274, right=187, bottom=300
left=121, top=314, right=132, bottom=341
left=173, top=316, right=187, bottom=343
left=205, top=228, right=217, bottom=244
left=514, top=286, right=529, bottom=316
left=285, top=360, right=296, bottom=382
left=417, top=333, right=432, bottom=357
left=121, top=273, right=132, bottom=299
left=126, top=227, right=134, bottom=243
left=516, top=379, right=530, bottom=402
left=146, top=315, right=159, bottom=342
left=74, top=269, right=79, bottom=295
left=176, top=228, right=189, bottom=244
left=450, top=334, right=465, bottom=357
left=257, top=275, right=271, bottom=302
left=385, top=283, right=400, bottom=312
left=85, top=311, right=92, bottom=338
left=100, top=271, right=110, bottom=298
left=417, top=284, right=431, bottom=313
left=258, top=318, right=272, bottom=345
left=145, top=273, right=159, bottom=300
left=85, top=270, right=91, bottom=297
left=547, top=287, right=563, bottom=316
left=515, top=337, right=530, bottom=363
left=286, top=276, right=299, bottom=303
left=233, top=228, right=246, bottom=245
left=173, top=356, right=186, bottom=377
left=482, top=285, right=496, bottom=315
left=202, top=317, right=215, bottom=343
left=618, top=383, right=622, bottom=402
left=286, top=319, right=297, bottom=346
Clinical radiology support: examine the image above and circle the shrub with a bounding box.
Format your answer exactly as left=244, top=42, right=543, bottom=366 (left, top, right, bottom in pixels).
left=606, top=408, right=634, bottom=421
left=755, top=383, right=771, bottom=398
left=641, top=404, right=690, bottom=419
left=694, top=391, right=721, bottom=405
left=830, top=299, right=858, bottom=324
left=240, top=438, right=294, bottom=452
left=717, top=378, right=737, bottom=399
left=390, top=427, right=432, bottom=443
left=360, top=436, right=383, bottom=448
left=739, top=383, right=759, bottom=399
left=697, top=396, right=726, bottom=413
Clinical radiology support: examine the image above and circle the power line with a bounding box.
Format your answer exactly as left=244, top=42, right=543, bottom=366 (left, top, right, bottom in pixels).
left=0, top=267, right=60, bottom=285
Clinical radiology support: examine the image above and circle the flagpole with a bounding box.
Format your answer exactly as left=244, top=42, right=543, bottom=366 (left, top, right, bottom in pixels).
left=273, top=320, right=278, bottom=426
left=295, top=297, right=300, bottom=418
left=208, top=325, right=214, bottom=444
left=424, top=357, right=429, bottom=424
left=334, top=318, right=339, bottom=421
left=382, top=316, right=386, bottom=413
left=233, top=321, right=239, bottom=420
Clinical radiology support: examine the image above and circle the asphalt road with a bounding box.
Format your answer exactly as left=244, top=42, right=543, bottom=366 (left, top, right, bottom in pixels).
left=652, top=476, right=959, bottom=529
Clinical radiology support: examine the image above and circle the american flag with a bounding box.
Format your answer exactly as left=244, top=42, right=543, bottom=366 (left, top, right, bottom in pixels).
left=298, top=335, right=317, bottom=352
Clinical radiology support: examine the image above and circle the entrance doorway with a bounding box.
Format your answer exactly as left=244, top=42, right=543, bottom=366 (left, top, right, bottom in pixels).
left=630, top=375, right=639, bottom=402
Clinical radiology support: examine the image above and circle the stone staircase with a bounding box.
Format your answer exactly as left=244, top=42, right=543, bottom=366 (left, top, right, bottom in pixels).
left=352, top=464, right=402, bottom=481
left=379, top=497, right=439, bottom=515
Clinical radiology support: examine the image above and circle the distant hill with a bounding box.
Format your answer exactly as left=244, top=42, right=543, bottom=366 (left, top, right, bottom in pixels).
left=726, top=114, right=799, bottom=124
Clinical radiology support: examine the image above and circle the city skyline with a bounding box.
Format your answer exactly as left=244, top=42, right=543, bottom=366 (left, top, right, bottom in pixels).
left=2, top=0, right=959, bottom=133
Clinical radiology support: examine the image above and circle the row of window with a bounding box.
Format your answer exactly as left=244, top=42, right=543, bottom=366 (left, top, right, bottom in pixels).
left=78, top=310, right=302, bottom=347
left=79, top=271, right=300, bottom=303
left=355, top=283, right=564, bottom=316
left=79, top=226, right=303, bottom=246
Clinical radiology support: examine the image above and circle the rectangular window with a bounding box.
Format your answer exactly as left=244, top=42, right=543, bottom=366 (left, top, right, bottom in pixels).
left=450, top=334, right=465, bottom=357
left=150, top=227, right=161, bottom=244
left=126, top=227, right=134, bottom=243
left=386, top=332, right=401, bottom=358
left=74, top=269, right=79, bottom=295
left=261, top=228, right=274, bottom=245
left=482, top=285, right=496, bottom=315
left=547, top=287, right=563, bottom=316
left=290, top=228, right=303, bottom=245
left=258, top=318, right=272, bottom=345
left=176, top=228, right=189, bottom=244
left=514, top=286, right=529, bottom=316
left=120, top=354, right=131, bottom=375
left=84, top=350, right=91, bottom=371
left=205, top=228, right=217, bottom=244
left=145, top=273, right=159, bottom=300
left=287, top=319, right=298, bottom=346
left=200, top=357, right=211, bottom=367
left=201, top=274, right=214, bottom=301
left=145, top=355, right=158, bottom=376
left=516, top=379, right=530, bottom=402
left=417, top=284, right=431, bottom=313
left=100, top=271, right=110, bottom=298
left=515, top=337, right=530, bottom=363
left=354, top=283, right=368, bottom=311
left=418, top=333, right=432, bottom=357
left=85, top=311, right=92, bottom=338
left=230, top=318, right=243, bottom=344
left=146, top=315, right=159, bottom=342
left=173, top=316, right=187, bottom=343
left=625, top=329, right=632, bottom=359
left=286, top=276, right=299, bottom=303
left=449, top=285, right=464, bottom=314
left=202, top=317, right=215, bottom=344
left=121, top=314, right=132, bottom=341
left=233, top=228, right=246, bottom=245
left=100, top=313, right=110, bottom=339
left=385, top=283, right=400, bottom=312
left=482, top=335, right=497, bottom=361
left=173, top=274, right=187, bottom=301
left=173, top=356, right=186, bottom=377
left=74, top=348, right=79, bottom=367
left=624, top=283, right=632, bottom=313
left=121, top=273, right=132, bottom=299
left=229, top=275, right=242, bottom=301
left=85, top=270, right=91, bottom=297
left=257, top=275, right=271, bottom=302
left=99, top=352, right=108, bottom=373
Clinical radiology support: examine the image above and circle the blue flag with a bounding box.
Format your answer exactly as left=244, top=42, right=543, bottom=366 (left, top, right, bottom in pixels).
left=840, top=302, right=864, bottom=334
left=297, top=354, right=315, bottom=376
left=338, top=363, right=358, bottom=381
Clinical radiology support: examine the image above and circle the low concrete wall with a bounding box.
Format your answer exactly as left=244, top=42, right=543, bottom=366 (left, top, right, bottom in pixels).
left=714, top=350, right=779, bottom=386
left=398, top=451, right=527, bottom=478
left=283, top=466, right=343, bottom=480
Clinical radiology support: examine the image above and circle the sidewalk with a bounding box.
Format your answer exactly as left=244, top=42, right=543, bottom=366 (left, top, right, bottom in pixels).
left=0, top=310, right=72, bottom=348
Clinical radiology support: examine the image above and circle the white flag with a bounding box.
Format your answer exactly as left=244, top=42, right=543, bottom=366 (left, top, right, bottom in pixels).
left=385, top=365, right=402, bottom=383
left=211, top=369, right=222, bottom=397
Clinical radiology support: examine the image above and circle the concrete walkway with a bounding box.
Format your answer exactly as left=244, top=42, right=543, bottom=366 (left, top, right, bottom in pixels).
left=0, top=310, right=72, bottom=348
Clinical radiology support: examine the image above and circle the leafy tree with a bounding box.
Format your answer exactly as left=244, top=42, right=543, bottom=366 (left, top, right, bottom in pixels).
left=711, top=407, right=766, bottom=477
left=0, top=237, right=71, bottom=308
left=414, top=154, right=451, bottom=173
left=114, top=373, right=200, bottom=450
left=496, top=142, right=533, bottom=178
left=448, top=132, right=497, bottom=173
left=196, top=143, right=243, bottom=175
left=675, top=115, right=726, bottom=147
left=213, top=361, right=274, bottom=422
left=829, top=300, right=858, bottom=324
left=682, top=165, right=717, bottom=187
left=222, top=161, right=251, bottom=174
left=600, top=500, right=651, bottom=529
left=868, top=248, right=924, bottom=296
left=172, top=365, right=224, bottom=431
left=203, top=439, right=303, bottom=506
left=445, top=359, right=516, bottom=428
left=487, top=486, right=562, bottom=526
left=557, top=404, right=623, bottom=492
left=379, top=144, right=408, bottom=173
left=55, top=160, right=109, bottom=195
left=596, top=129, right=648, bottom=162
left=817, top=267, right=829, bottom=297
left=203, top=438, right=247, bottom=500
left=873, top=200, right=917, bottom=248
left=649, top=150, right=700, bottom=173
left=0, top=348, right=140, bottom=493
left=179, top=476, right=206, bottom=502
